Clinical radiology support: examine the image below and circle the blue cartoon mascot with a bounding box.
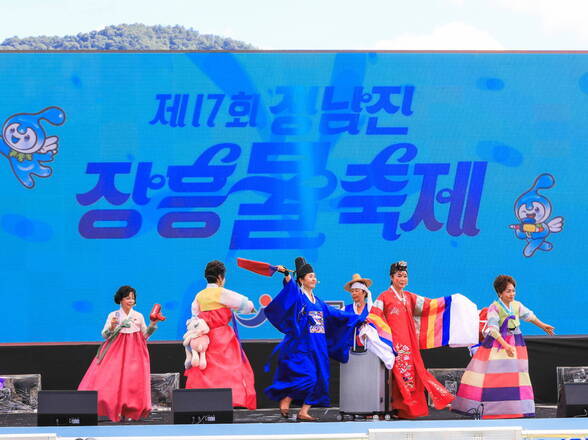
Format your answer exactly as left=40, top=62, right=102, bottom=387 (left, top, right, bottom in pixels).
left=0, top=107, right=66, bottom=188
left=509, top=173, right=564, bottom=257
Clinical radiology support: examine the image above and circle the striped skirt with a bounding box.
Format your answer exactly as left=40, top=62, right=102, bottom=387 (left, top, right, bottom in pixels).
left=451, top=330, right=534, bottom=419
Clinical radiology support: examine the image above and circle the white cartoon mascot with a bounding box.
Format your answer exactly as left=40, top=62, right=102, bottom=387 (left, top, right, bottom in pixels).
left=0, top=107, right=65, bottom=188
left=509, top=173, right=564, bottom=257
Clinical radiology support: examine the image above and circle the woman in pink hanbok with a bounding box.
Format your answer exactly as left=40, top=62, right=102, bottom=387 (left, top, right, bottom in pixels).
left=79, top=285, right=158, bottom=422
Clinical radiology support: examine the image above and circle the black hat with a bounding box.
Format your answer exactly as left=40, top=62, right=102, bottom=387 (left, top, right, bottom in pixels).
left=390, top=261, right=408, bottom=276
left=295, top=257, right=314, bottom=280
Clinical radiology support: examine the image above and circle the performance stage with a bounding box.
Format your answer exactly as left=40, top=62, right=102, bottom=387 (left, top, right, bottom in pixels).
left=2, top=337, right=587, bottom=440
left=0, top=407, right=587, bottom=440
left=1, top=336, right=587, bottom=407
left=2, top=50, right=588, bottom=440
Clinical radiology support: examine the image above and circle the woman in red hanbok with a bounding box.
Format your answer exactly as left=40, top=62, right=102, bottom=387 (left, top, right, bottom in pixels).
left=79, top=285, right=158, bottom=422
left=370, top=261, right=454, bottom=418
left=184, top=260, right=257, bottom=410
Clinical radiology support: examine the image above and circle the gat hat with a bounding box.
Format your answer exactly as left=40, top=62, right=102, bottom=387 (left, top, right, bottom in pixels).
left=389, top=261, right=408, bottom=275
left=295, top=257, right=314, bottom=279
left=343, top=273, right=373, bottom=292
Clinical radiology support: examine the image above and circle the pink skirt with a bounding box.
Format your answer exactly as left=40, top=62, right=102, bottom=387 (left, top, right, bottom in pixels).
left=79, top=332, right=151, bottom=422
left=185, top=323, right=257, bottom=410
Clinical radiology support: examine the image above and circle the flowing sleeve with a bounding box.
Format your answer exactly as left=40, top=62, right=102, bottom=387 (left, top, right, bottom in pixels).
left=322, top=300, right=363, bottom=363
left=483, top=303, right=501, bottom=339
left=220, top=288, right=254, bottom=313
left=140, top=312, right=158, bottom=338
left=363, top=294, right=396, bottom=369
left=412, top=293, right=427, bottom=317
left=518, top=301, right=535, bottom=322
left=412, top=292, right=479, bottom=349
left=101, top=312, right=114, bottom=339
left=264, top=278, right=305, bottom=336
left=137, top=312, right=147, bottom=333
left=190, top=296, right=200, bottom=318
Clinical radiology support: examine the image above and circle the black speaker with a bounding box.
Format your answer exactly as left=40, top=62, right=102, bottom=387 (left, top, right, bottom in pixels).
left=37, top=390, right=98, bottom=426
left=557, top=383, right=588, bottom=417
left=172, top=388, right=233, bottom=424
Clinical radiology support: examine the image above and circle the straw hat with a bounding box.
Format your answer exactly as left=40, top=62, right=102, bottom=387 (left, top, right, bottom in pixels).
left=343, top=273, right=373, bottom=292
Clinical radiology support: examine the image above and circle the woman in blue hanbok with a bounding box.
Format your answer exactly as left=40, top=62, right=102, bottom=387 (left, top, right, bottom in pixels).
left=264, top=257, right=363, bottom=421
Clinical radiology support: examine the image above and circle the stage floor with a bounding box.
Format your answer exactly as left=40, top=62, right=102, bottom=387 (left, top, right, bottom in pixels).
left=3, top=406, right=588, bottom=440
left=0, top=405, right=557, bottom=426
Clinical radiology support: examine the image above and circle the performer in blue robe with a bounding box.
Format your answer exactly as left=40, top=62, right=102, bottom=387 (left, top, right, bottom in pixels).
left=264, top=257, right=363, bottom=421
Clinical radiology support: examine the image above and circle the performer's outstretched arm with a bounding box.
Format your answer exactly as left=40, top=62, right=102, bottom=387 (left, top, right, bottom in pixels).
left=219, top=288, right=255, bottom=314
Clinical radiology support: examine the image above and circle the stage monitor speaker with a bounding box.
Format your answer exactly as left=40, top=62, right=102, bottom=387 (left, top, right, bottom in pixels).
left=37, top=390, right=98, bottom=426
left=172, top=388, right=233, bottom=424
left=557, top=383, right=588, bottom=417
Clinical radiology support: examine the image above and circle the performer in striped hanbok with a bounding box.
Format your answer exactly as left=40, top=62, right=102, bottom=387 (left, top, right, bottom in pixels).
left=452, top=274, right=554, bottom=419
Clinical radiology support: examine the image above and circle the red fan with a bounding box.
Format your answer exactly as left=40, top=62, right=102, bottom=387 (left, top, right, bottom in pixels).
left=237, top=258, right=286, bottom=276
left=150, top=304, right=166, bottom=322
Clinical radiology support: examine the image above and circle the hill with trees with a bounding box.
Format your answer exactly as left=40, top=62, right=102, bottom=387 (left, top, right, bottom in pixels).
left=0, top=24, right=255, bottom=50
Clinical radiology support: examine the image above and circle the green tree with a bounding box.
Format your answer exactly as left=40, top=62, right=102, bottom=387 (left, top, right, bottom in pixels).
left=0, top=24, right=256, bottom=50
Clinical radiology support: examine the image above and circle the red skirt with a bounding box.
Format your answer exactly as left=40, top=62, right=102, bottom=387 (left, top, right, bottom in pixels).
left=185, top=317, right=256, bottom=409
left=79, top=332, right=151, bottom=422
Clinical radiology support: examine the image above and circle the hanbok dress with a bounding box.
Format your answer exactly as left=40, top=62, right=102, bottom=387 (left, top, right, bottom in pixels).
left=78, top=308, right=153, bottom=422
left=452, top=299, right=536, bottom=419
left=368, top=287, right=460, bottom=418
left=264, top=279, right=363, bottom=407
left=344, top=302, right=369, bottom=349
left=184, top=283, right=257, bottom=410
left=344, top=302, right=369, bottom=319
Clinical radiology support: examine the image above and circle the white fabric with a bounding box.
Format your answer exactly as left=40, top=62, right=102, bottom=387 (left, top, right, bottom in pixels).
left=357, top=293, right=478, bottom=368
left=358, top=324, right=395, bottom=370
left=448, top=293, right=479, bottom=347
left=366, top=289, right=373, bottom=312
left=350, top=282, right=367, bottom=291
left=350, top=282, right=373, bottom=311
left=301, top=286, right=317, bottom=304
left=101, top=308, right=147, bottom=338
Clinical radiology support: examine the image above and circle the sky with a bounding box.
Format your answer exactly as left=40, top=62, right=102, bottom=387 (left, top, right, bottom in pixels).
left=1, top=0, right=587, bottom=50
